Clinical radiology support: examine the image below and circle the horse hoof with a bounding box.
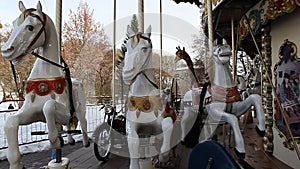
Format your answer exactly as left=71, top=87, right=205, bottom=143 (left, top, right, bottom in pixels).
left=255, top=126, right=265, bottom=137
left=234, top=148, right=245, bottom=159
left=69, top=139, right=75, bottom=145
left=59, top=136, right=64, bottom=147
left=85, top=141, right=90, bottom=148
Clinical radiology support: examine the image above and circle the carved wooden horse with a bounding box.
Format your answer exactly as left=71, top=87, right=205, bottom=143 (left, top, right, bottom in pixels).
left=123, top=25, right=175, bottom=169
left=178, top=44, right=265, bottom=158
left=1, top=2, right=89, bottom=169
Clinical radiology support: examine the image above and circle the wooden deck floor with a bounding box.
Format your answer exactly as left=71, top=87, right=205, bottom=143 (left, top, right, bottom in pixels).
left=0, top=113, right=294, bottom=169
left=66, top=118, right=293, bottom=169
left=67, top=142, right=192, bottom=169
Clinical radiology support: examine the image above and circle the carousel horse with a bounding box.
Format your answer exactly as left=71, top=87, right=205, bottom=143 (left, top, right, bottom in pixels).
left=123, top=25, right=175, bottom=169
left=1, top=2, right=89, bottom=169
left=237, top=57, right=262, bottom=100
left=178, top=44, right=265, bottom=158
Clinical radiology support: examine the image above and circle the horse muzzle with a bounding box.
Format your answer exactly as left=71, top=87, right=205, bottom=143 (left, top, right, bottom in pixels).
left=1, top=45, right=27, bottom=64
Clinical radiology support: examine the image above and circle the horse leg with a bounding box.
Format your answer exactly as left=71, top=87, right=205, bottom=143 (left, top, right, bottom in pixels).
left=221, top=113, right=245, bottom=154
left=250, top=94, right=265, bottom=133
left=159, top=117, right=173, bottom=162
left=4, top=115, right=23, bottom=169
left=4, top=108, right=41, bottom=169
left=75, top=105, right=89, bottom=147
left=127, top=122, right=140, bottom=169
left=234, top=94, right=265, bottom=135
left=207, top=104, right=245, bottom=156
left=43, top=100, right=69, bottom=149
left=72, top=81, right=89, bottom=147
left=180, top=106, right=196, bottom=143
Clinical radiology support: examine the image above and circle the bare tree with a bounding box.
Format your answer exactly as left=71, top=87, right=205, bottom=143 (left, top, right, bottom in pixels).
left=62, top=2, right=112, bottom=99
left=0, top=26, right=33, bottom=100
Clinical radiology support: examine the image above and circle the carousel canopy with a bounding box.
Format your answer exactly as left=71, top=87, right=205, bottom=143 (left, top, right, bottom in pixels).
left=173, top=0, right=261, bottom=58
left=172, top=0, right=202, bottom=7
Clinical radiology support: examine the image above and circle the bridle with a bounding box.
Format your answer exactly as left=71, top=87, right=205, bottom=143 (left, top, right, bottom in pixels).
left=126, top=34, right=157, bottom=89
left=128, top=33, right=152, bottom=48
left=25, top=11, right=47, bottom=52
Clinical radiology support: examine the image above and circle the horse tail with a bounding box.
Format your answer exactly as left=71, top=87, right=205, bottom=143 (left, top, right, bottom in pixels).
left=199, top=82, right=210, bottom=119
left=183, top=82, right=210, bottom=148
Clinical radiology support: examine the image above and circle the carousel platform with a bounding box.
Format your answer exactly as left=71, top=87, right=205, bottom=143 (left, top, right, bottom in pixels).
left=66, top=121, right=292, bottom=169
left=0, top=118, right=293, bottom=169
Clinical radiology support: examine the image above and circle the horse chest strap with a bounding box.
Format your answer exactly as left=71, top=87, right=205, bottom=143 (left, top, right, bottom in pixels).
left=128, top=96, right=163, bottom=112
left=26, top=77, right=66, bottom=96
left=210, top=85, right=241, bottom=103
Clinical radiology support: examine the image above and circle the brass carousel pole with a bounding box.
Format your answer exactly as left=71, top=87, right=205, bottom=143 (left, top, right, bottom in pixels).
left=207, top=0, right=213, bottom=57
left=160, top=0, right=162, bottom=90
left=56, top=0, right=62, bottom=54
left=48, top=1, right=71, bottom=168
left=138, top=0, right=144, bottom=32
left=231, top=17, right=237, bottom=84
left=112, top=0, right=116, bottom=106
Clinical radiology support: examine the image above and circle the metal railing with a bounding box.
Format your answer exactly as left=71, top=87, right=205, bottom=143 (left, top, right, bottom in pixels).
left=0, top=104, right=104, bottom=150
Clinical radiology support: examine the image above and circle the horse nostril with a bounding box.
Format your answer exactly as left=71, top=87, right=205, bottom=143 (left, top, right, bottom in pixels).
left=8, top=46, right=15, bottom=51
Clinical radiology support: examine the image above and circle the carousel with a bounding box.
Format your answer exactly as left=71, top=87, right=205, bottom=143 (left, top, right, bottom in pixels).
left=192, top=0, right=300, bottom=168
left=1, top=0, right=300, bottom=169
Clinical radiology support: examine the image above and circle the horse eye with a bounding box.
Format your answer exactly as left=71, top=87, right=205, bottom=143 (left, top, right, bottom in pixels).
left=27, top=25, right=34, bottom=31
left=141, top=47, right=147, bottom=53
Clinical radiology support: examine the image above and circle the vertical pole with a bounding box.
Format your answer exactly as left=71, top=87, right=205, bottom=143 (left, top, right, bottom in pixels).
left=138, top=0, right=144, bottom=32
left=54, top=1, right=62, bottom=163
left=160, top=0, right=162, bottom=90
left=231, top=17, right=237, bottom=83
left=207, top=0, right=213, bottom=57
left=55, top=0, right=62, bottom=54
left=112, top=0, right=116, bottom=106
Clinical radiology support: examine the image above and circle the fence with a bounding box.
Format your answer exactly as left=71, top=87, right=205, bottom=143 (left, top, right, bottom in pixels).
left=0, top=104, right=104, bottom=150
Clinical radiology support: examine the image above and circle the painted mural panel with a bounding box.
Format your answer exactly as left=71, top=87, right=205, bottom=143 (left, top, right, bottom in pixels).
left=274, top=39, right=300, bottom=147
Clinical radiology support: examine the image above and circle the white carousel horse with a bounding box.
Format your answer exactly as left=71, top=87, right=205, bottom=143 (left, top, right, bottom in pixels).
left=237, top=58, right=262, bottom=100
left=123, top=25, right=175, bottom=169
left=180, top=44, right=265, bottom=158
left=1, top=2, right=89, bottom=169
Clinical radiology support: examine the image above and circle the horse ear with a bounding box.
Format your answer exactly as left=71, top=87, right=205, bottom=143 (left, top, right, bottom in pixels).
left=36, top=1, right=42, bottom=13
left=127, top=25, right=135, bottom=37
left=145, top=25, right=151, bottom=37
left=19, top=1, right=26, bottom=12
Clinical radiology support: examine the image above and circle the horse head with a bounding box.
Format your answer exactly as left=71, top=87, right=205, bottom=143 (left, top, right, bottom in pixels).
left=213, top=44, right=232, bottom=64
left=1, top=1, right=46, bottom=65
left=122, top=25, right=153, bottom=85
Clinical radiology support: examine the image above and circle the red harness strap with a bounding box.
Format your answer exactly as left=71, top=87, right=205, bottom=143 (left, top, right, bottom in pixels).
left=25, top=77, right=66, bottom=96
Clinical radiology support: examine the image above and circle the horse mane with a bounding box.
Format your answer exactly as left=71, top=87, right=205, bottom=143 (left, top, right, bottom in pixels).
left=17, top=8, right=36, bottom=26
left=114, top=37, right=128, bottom=68
left=206, top=55, right=215, bottom=83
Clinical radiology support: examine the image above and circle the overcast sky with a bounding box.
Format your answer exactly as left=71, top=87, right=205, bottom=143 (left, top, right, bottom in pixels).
left=0, top=0, right=202, bottom=55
